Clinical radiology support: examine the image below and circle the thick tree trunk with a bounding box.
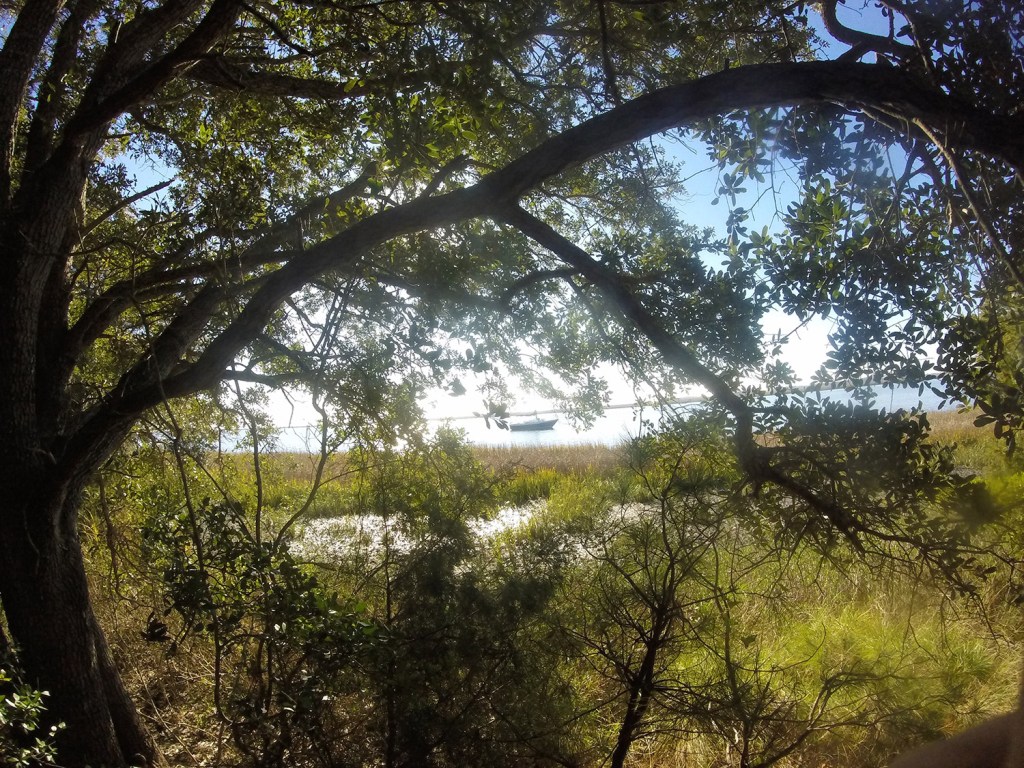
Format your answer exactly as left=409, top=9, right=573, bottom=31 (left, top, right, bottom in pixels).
left=0, top=465, right=163, bottom=767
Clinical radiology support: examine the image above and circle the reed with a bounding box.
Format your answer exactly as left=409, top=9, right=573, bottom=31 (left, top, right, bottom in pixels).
left=242, top=409, right=996, bottom=486
left=471, top=442, right=624, bottom=475
left=925, top=408, right=986, bottom=440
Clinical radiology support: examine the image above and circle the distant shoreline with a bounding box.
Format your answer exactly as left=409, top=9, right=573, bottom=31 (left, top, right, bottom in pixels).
left=431, top=378, right=944, bottom=422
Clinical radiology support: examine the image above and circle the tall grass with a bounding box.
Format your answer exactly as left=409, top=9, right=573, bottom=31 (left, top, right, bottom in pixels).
left=472, top=443, right=627, bottom=506
left=472, top=442, right=623, bottom=475
left=926, top=409, right=1016, bottom=474
left=83, top=409, right=1024, bottom=768
left=217, top=411, right=1012, bottom=520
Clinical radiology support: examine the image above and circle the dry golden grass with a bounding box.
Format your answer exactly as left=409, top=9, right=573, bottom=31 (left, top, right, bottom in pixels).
left=212, top=451, right=352, bottom=485
left=925, top=408, right=985, bottom=440
left=471, top=442, right=624, bottom=475
left=237, top=409, right=992, bottom=484
left=225, top=444, right=625, bottom=485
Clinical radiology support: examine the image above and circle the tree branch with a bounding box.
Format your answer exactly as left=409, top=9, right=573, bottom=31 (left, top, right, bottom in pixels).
left=817, top=0, right=916, bottom=60
left=0, top=0, right=66, bottom=204
left=65, top=167, right=373, bottom=373
left=914, top=119, right=1024, bottom=292
left=186, top=55, right=433, bottom=100
left=80, top=179, right=173, bottom=240
left=239, top=1, right=312, bottom=57
left=63, top=0, right=242, bottom=141
left=65, top=248, right=292, bottom=366
left=498, top=267, right=581, bottom=307
left=497, top=203, right=755, bottom=436
left=498, top=203, right=868, bottom=550
left=150, top=62, right=1021, bottom=403
left=75, top=60, right=1024, bottom=444
left=23, top=0, right=103, bottom=176
left=597, top=0, right=623, bottom=105
left=246, top=167, right=374, bottom=254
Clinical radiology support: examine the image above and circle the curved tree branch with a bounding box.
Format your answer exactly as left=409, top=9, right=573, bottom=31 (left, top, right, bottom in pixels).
left=495, top=207, right=876, bottom=551
left=186, top=55, right=435, bottom=100
left=64, top=248, right=293, bottom=364
left=495, top=203, right=767, bottom=482
left=67, top=169, right=373, bottom=362
left=817, top=0, right=915, bottom=60
left=63, top=0, right=242, bottom=141
left=71, top=60, right=1024, bottom=462
left=159, top=62, right=1024, bottom=399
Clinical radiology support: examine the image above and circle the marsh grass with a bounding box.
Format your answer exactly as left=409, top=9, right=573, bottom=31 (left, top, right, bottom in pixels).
left=471, top=443, right=627, bottom=505
left=89, top=409, right=1024, bottom=768
left=221, top=412, right=1010, bottom=514
left=927, top=408, right=987, bottom=441
left=471, top=442, right=624, bottom=474
left=927, top=409, right=1020, bottom=475
left=227, top=444, right=624, bottom=482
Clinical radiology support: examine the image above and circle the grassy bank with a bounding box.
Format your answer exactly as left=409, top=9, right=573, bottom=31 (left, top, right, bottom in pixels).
left=473, top=407, right=997, bottom=472
left=75, top=404, right=1024, bottom=768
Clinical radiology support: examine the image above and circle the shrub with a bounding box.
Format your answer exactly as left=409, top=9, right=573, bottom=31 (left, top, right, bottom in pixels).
left=0, top=657, right=61, bottom=768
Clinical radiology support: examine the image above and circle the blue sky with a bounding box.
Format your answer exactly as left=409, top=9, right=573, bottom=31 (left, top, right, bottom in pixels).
left=54, top=1, right=900, bottom=441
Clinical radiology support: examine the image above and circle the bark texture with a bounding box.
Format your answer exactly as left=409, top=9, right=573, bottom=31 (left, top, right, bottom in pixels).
left=0, top=455, right=162, bottom=766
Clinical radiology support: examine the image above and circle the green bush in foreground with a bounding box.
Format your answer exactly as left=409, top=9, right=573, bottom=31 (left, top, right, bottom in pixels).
left=0, top=659, right=60, bottom=768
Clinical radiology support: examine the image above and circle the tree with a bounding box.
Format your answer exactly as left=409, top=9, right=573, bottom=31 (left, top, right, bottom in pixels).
left=540, top=416, right=961, bottom=768
left=0, top=1, right=1022, bottom=765
left=547, top=416, right=739, bottom=768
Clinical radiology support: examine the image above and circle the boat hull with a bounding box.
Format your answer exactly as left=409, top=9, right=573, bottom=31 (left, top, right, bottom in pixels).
left=508, top=418, right=558, bottom=432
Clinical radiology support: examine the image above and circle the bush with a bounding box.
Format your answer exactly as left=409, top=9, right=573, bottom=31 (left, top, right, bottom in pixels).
left=141, top=499, right=378, bottom=767
left=0, top=657, right=61, bottom=768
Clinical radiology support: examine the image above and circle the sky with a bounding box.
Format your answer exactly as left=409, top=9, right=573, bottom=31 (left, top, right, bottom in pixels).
left=97, top=1, right=898, bottom=443
left=407, top=1, right=898, bottom=424
left=267, top=151, right=837, bottom=443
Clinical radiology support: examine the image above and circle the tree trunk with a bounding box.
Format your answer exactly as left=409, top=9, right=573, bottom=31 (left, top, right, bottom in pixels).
left=609, top=637, right=662, bottom=768
left=0, top=464, right=164, bottom=767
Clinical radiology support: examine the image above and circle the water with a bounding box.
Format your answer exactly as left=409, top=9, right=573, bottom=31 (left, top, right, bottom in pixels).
left=296, top=503, right=541, bottom=561
left=267, top=382, right=959, bottom=451
left=436, top=382, right=957, bottom=448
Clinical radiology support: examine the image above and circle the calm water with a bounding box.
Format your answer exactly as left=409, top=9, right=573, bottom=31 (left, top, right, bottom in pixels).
left=269, top=383, right=958, bottom=451
left=436, top=383, right=958, bottom=448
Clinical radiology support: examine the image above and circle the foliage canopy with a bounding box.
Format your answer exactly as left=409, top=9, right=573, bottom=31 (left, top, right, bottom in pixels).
left=1, top=0, right=1023, bottom=765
